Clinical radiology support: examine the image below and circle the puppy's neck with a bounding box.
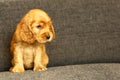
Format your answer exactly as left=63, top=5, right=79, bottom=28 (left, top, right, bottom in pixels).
left=21, top=41, right=44, bottom=46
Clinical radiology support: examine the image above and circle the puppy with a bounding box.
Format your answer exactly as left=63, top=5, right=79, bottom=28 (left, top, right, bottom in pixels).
left=10, top=9, right=55, bottom=72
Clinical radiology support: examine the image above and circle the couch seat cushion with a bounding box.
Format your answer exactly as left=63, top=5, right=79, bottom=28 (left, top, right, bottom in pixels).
left=0, top=63, right=120, bottom=80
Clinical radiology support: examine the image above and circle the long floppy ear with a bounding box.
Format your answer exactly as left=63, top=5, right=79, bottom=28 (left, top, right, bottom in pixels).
left=20, top=22, right=35, bottom=44
left=49, top=21, right=55, bottom=39
left=51, top=24, right=55, bottom=39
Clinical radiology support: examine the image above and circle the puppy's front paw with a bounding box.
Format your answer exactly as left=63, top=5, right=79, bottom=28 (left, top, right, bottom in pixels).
left=33, top=65, right=47, bottom=71
left=10, top=66, right=25, bottom=72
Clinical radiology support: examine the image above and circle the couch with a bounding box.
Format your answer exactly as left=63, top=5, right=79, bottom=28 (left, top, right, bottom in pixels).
left=0, top=0, right=120, bottom=80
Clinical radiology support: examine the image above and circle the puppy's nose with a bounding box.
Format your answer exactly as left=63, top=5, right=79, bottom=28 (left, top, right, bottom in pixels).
left=46, top=35, right=50, bottom=40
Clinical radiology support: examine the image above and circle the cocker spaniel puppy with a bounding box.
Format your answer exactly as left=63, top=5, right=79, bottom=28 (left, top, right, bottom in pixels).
left=10, top=9, right=55, bottom=72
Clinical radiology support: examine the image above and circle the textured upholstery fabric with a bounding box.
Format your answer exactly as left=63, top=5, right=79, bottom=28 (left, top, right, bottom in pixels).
left=0, top=64, right=120, bottom=80
left=0, top=0, right=120, bottom=72
left=0, top=0, right=120, bottom=79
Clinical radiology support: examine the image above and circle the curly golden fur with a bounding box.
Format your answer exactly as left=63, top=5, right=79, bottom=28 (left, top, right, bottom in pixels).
left=10, top=9, right=55, bottom=72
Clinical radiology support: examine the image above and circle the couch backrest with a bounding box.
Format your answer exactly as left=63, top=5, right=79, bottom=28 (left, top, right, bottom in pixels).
left=0, top=0, right=120, bottom=71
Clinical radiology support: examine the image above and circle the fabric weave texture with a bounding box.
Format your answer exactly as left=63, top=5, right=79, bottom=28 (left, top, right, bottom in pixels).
left=0, top=0, right=120, bottom=79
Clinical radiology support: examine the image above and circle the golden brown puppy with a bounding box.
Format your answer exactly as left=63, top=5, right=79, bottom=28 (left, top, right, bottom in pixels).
left=10, top=9, right=55, bottom=72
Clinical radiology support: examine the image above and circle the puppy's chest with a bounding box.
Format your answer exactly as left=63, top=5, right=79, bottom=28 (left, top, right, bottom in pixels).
left=23, top=46, right=34, bottom=59
left=20, top=44, right=40, bottom=68
left=23, top=46, right=35, bottom=55
left=22, top=46, right=35, bottom=68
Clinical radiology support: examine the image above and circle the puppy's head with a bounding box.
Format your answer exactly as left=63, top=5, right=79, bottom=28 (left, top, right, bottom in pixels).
left=19, top=9, right=55, bottom=44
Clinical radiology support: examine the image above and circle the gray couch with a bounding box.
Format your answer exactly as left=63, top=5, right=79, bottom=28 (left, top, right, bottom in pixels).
left=0, top=0, right=120, bottom=80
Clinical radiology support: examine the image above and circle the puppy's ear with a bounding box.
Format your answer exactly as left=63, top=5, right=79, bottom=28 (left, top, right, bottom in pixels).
left=20, top=22, right=35, bottom=44
left=51, top=24, right=55, bottom=39
left=19, top=13, right=36, bottom=44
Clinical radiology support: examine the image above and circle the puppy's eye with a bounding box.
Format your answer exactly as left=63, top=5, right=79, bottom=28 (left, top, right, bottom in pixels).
left=36, top=25, right=42, bottom=29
